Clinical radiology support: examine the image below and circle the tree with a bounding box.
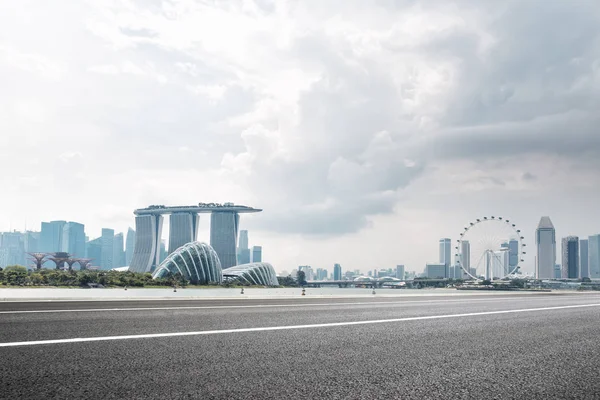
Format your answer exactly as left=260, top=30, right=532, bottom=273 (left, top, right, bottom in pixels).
left=481, top=279, right=492, bottom=286
left=296, top=270, right=307, bottom=286
left=277, top=275, right=297, bottom=287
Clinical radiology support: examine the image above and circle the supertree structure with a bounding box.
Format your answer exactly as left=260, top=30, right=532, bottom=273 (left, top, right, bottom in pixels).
left=65, top=259, right=79, bottom=271
left=28, top=253, right=48, bottom=270
left=76, top=258, right=93, bottom=270
left=47, top=252, right=71, bottom=270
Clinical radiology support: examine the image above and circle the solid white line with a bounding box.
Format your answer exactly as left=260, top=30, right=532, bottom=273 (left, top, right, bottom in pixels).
left=1, top=303, right=599, bottom=348
left=0, top=295, right=587, bottom=314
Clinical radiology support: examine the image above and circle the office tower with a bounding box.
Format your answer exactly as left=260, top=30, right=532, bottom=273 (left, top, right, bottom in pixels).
left=113, top=233, right=125, bottom=268
left=439, top=238, right=451, bottom=277
left=562, top=236, right=579, bottom=279
left=40, top=221, right=66, bottom=252
left=239, top=230, right=249, bottom=250
left=580, top=239, right=589, bottom=279
left=536, top=216, right=556, bottom=279
left=0, top=232, right=25, bottom=267
left=334, top=263, right=342, bottom=280
left=23, top=231, right=40, bottom=253
left=237, top=230, right=250, bottom=265
left=129, top=214, right=164, bottom=273
left=168, top=212, right=199, bottom=254
left=555, top=264, right=562, bottom=279
left=508, top=239, right=519, bottom=272
left=100, top=228, right=114, bottom=270
left=425, top=263, right=447, bottom=278
left=252, top=246, right=262, bottom=263
left=125, top=228, right=135, bottom=266
left=396, top=265, right=405, bottom=280
left=160, top=240, right=168, bottom=264
left=61, top=222, right=86, bottom=258
left=589, top=234, right=600, bottom=278
left=210, top=212, right=240, bottom=270
left=494, top=249, right=510, bottom=278
left=86, top=238, right=103, bottom=268
left=459, top=240, right=470, bottom=278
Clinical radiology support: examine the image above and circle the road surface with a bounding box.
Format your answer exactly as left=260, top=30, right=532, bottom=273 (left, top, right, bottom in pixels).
left=1, top=292, right=600, bottom=399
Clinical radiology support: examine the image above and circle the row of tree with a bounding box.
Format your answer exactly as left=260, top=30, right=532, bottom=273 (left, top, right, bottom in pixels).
left=0, top=265, right=303, bottom=288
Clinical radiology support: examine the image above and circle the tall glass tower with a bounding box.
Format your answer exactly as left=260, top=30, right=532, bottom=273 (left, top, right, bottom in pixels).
left=562, top=236, right=579, bottom=279
left=589, top=234, right=600, bottom=279
left=210, top=211, right=240, bottom=270
left=536, top=216, right=556, bottom=279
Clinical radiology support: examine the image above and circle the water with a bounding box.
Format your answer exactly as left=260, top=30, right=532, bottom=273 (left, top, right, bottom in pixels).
left=0, top=287, right=473, bottom=301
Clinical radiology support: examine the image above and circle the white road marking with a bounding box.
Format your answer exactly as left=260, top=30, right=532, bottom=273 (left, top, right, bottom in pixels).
left=0, top=295, right=590, bottom=314
left=1, top=303, right=599, bottom=348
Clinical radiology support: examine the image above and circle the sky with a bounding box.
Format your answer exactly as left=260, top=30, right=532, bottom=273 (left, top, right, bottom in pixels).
left=1, top=0, right=600, bottom=275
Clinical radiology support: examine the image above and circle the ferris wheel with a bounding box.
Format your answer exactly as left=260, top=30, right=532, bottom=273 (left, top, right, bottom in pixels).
left=456, top=216, right=525, bottom=281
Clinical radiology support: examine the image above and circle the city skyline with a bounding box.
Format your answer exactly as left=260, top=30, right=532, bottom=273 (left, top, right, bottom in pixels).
left=2, top=1, right=600, bottom=276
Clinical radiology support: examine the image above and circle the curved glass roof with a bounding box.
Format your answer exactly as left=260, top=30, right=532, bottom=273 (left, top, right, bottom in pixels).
left=152, top=241, right=222, bottom=284
left=222, top=262, right=279, bottom=286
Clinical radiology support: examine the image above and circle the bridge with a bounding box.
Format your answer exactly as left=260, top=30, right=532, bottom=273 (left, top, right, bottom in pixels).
left=306, top=280, right=409, bottom=288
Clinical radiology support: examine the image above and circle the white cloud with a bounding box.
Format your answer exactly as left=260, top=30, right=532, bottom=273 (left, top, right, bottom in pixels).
left=1, top=0, right=599, bottom=274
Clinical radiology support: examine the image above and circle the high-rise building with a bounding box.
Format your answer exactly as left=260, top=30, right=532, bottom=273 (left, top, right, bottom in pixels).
left=396, top=265, right=405, bottom=280
left=555, top=264, right=562, bottom=279
left=86, top=237, right=103, bottom=268
left=40, top=220, right=66, bottom=253
left=168, top=212, right=199, bottom=254
left=23, top=231, right=40, bottom=253
left=252, top=246, right=262, bottom=263
left=160, top=240, right=168, bottom=264
left=113, top=233, right=125, bottom=268
left=239, top=230, right=249, bottom=250
left=562, top=236, right=579, bottom=279
left=0, top=232, right=25, bottom=267
left=125, top=228, right=135, bottom=266
left=101, top=228, right=114, bottom=270
left=589, top=234, right=600, bottom=279
left=210, top=212, right=240, bottom=270
left=536, top=216, right=556, bottom=279
left=425, top=263, right=447, bottom=278
left=508, top=239, right=519, bottom=272
left=439, top=238, right=451, bottom=278
left=580, top=239, right=589, bottom=279
left=333, top=263, right=342, bottom=280
left=299, top=265, right=314, bottom=280
left=459, top=240, right=470, bottom=279
left=237, top=230, right=250, bottom=265
left=61, top=222, right=86, bottom=258
left=129, top=214, right=164, bottom=273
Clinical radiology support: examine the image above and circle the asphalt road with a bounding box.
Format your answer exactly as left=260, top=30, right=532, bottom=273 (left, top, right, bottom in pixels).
left=1, top=292, right=600, bottom=399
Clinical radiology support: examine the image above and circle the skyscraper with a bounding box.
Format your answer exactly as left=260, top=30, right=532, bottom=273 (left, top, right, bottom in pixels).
left=113, top=233, right=125, bottom=268
left=396, top=265, right=405, bottom=280
left=86, top=237, right=103, bottom=267
left=237, top=230, right=250, bottom=265
left=129, top=214, right=164, bottom=273
left=125, top=228, right=135, bottom=266
left=252, top=246, right=262, bottom=263
left=334, top=263, right=342, bottom=280
left=508, top=239, right=519, bottom=273
left=0, top=232, right=25, bottom=267
left=168, top=212, right=199, bottom=254
left=40, top=220, right=66, bottom=253
left=61, top=222, right=86, bottom=257
left=101, top=228, right=114, bottom=270
left=210, top=212, right=240, bottom=270
left=536, top=216, right=556, bottom=279
left=239, top=230, right=249, bottom=250
left=439, top=238, right=451, bottom=278
left=562, top=236, right=579, bottom=279
left=589, top=234, right=600, bottom=279
left=580, top=239, right=589, bottom=279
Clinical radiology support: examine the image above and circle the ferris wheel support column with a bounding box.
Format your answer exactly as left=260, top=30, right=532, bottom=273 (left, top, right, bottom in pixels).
left=485, top=250, right=492, bottom=280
